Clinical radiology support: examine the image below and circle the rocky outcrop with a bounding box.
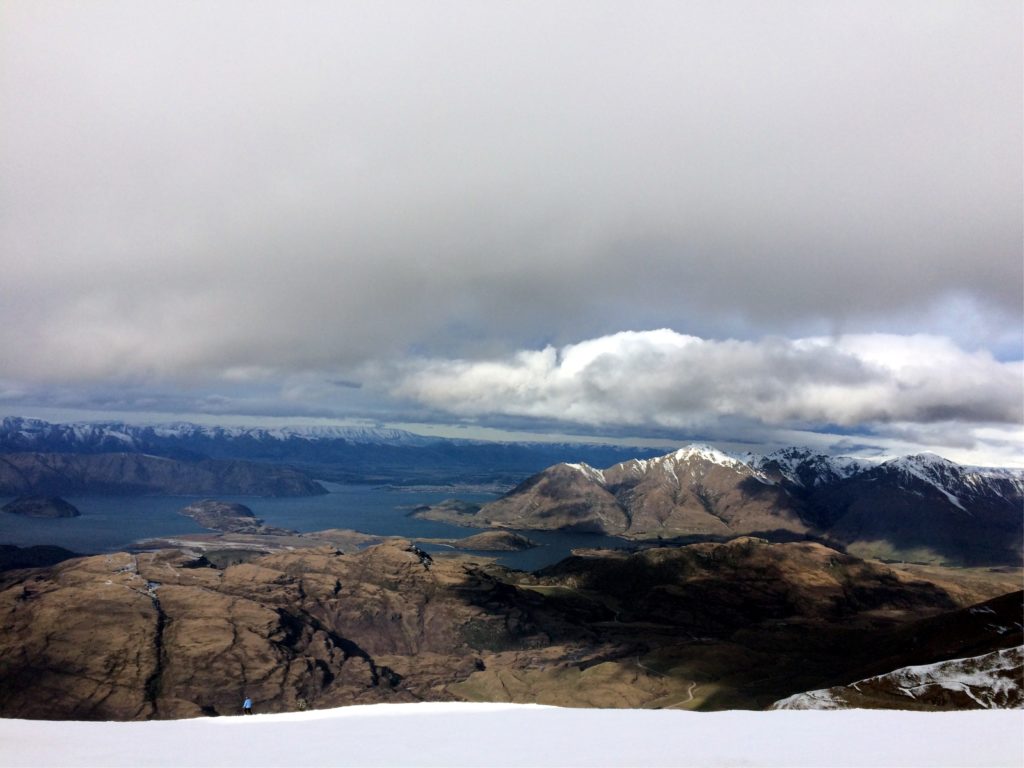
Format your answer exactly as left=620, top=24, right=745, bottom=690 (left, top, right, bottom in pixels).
left=0, top=453, right=326, bottom=497
left=1, top=496, right=80, bottom=518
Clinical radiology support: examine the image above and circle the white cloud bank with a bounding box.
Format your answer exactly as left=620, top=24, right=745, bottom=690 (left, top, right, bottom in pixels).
left=390, top=330, right=1023, bottom=431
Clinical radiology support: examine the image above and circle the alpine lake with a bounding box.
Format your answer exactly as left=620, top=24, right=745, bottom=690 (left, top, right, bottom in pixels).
left=0, top=482, right=630, bottom=571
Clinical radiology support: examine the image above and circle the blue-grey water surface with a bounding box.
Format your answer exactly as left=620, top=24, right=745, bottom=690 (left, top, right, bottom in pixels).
left=0, top=484, right=630, bottom=571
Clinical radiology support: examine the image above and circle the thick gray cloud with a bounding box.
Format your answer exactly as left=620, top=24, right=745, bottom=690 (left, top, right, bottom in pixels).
left=0, top=2, right=1020, bottom=464
left=2, top=1, right=1020, bottom=382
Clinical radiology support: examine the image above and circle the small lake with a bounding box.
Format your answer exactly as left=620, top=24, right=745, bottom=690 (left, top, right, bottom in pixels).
left=0, top=484, right=632, bottom=571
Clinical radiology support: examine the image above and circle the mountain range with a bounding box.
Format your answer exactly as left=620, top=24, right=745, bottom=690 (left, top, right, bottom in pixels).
left=415, top=445, right=1024, bottom=566
left=0, top=417, right=435, bottom=452
left=0, top=417, right=665, bottom=486
left=2, top=417, right=1021, bottom=565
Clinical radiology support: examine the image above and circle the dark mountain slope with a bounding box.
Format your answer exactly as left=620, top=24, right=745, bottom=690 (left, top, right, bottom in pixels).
left=0, top=452, right=326, bottom=497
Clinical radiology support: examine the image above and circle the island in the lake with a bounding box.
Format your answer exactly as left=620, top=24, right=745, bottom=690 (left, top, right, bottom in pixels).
left=1, top=496, right=81, bottom=518
left=179, top=499, right=293, bottom=535
left=448, top=531, right=537, bottom=551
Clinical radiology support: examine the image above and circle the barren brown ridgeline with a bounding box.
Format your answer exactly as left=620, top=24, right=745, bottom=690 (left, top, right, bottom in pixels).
left=0, top=421, right=1021, bottom=720
left=0, top=533, right=1020, bottom=719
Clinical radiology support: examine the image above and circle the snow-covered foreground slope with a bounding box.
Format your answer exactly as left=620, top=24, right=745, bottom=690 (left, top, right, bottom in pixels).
left=1, top=703, right=1022, bottom=768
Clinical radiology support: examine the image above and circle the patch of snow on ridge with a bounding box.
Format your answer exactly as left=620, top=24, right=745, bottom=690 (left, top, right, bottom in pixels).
left=564, top=462, right=606, bottom=483
left=754, top=448, right=873, bottom=486
left=624, top=458, right=653, bottom=476
left=882, top=454, right=970, bottom=512
left=663, top=444, right=777, bottom=485
left=828, top=455, right=873, bottom=477
left=772, top=646, right=1024, bottom=711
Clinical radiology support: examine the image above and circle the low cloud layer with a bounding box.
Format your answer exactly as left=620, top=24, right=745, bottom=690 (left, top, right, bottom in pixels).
left=389, top=330, right=1023, bottom=431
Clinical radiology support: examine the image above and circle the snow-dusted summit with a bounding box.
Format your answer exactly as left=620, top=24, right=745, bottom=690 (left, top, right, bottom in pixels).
left=562, top=443, right=1023, bottom=509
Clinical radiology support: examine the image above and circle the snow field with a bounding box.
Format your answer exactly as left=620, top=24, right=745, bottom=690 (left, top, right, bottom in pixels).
left=1, top=703, right=1022, bottom=768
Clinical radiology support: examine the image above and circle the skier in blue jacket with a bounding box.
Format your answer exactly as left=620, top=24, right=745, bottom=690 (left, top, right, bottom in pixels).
left=243, top=697, right=253, bottom=715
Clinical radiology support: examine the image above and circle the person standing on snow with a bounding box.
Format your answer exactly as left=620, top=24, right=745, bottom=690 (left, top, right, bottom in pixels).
left=243, top=696, right=253, bottom=715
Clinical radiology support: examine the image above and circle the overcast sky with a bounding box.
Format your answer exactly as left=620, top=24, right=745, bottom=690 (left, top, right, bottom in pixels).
left=1, top=1, right=1021, bottom=465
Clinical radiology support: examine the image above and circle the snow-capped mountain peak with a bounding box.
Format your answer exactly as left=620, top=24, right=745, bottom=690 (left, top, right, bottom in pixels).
left=669, top=443, right=747, bottom=469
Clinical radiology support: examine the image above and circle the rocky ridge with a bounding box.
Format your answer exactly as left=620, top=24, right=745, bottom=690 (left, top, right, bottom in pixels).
left=1, top=535, right=1020, bottom=720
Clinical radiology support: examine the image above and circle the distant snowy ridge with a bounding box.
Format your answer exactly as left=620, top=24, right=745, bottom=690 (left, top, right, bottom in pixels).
left=563, top=443, right=1023, bottom=502
left=876, top=453, right=1024, bottom=510
left=149, top=422, right=431, bottom=444
left=772, top=646, right=1024, bottom=711
left=0, top=416, right=434, bottom=447
left=3, top=417, right=1022, bottom=507
left=746, top=446, right=874, bottom=486
left=3, top=416, right=1022, bottom=476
